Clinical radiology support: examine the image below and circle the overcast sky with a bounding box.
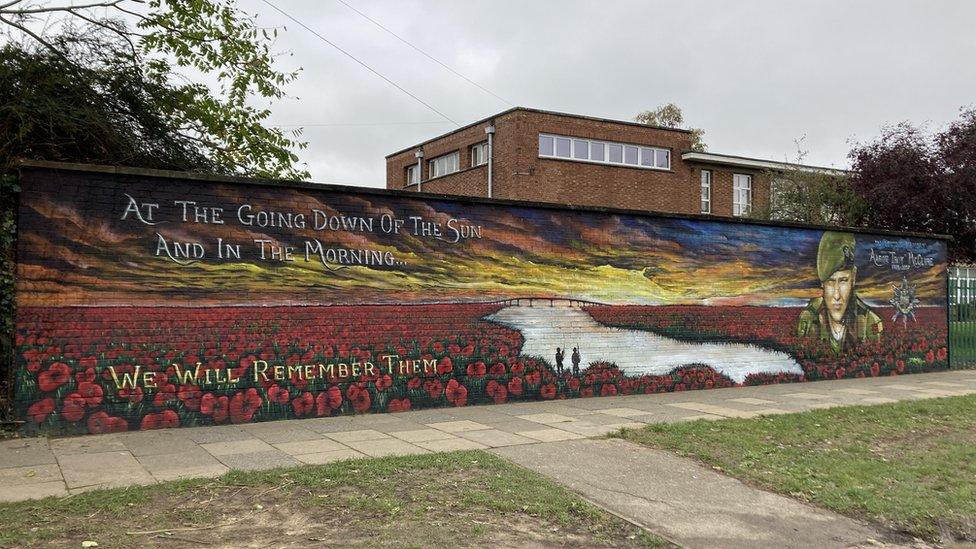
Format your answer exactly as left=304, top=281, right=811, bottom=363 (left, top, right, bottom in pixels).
left=239, top=0, right=976, bottom=188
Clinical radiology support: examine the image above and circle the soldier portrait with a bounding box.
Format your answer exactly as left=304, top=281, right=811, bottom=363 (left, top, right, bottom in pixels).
left=797, top=231, right=883, bottom=352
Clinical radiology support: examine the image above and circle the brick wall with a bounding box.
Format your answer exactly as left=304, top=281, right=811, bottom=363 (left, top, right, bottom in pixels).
left=13, top=164, right=949, bottom=436
left=384, top=109, right=774, bottom=217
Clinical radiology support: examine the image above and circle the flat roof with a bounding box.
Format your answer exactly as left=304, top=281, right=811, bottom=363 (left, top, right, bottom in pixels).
left=385, top=106, right=694, bottom=158
left=681, top=151, right=850, bottom=175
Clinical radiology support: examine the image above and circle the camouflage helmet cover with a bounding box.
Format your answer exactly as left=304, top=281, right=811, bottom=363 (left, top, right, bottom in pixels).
left=816, top=231, right=857, bottom=282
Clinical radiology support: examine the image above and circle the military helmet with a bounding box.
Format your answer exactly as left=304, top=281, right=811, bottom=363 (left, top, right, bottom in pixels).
left=816, top=231, right=857, bottom=282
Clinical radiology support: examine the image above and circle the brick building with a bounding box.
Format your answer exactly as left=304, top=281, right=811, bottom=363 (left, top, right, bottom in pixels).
left=385, top=107, right=846, bottom=217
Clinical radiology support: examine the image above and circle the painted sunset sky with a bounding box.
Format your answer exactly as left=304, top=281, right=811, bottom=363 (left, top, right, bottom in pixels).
left=16, top=174, right=947, bottom=307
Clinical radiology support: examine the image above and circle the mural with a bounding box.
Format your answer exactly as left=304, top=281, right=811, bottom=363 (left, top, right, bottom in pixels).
left=13, top=168, right=950, bottom=434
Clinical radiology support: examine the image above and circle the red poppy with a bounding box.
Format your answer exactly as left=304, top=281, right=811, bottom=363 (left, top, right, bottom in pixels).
left=489, top=363, right=506, bottom=376
left=77, top=381, right=104, bottom=407
left=568, top=377, right=580, bottom=391
left=87, top=411, right=128, bottom=434
left=510, top=362, right=525, bottom=375
left=407, top=377, right=422, bottom=390
left=490, top=383, right=507, bottom=404
left=835, top=367, right=846, bottom=379
left=600, top=384, right=618, bottom=397
left=466, top=361, right=486, bottom=378
left=229, top=388, right=262, bottom=424
left=580, top=387, right=594, bottom=398
left=61, top=393, right=87, bottom=422
left=27, top=398, right=55, bottom=423
left=437, top=357, right=453, bottom=375
left=267, top=384, right=291, bottom=405
left=540, top=383, right=557, bottom=400
left=79, top=356, right=98, bottom=370
left=153, top=384, right=178, bottom=407
left=292, top=392, right=314, bottom=417
left=316, top=386, right=343, bottom=416
left=525, top=371, right=541, bottom=386
left=348, top=385, right=372, bottom=413
left=141, top=409, right=180, bottom=430
left=74, top=368, right=96, bottom=384
left=375, top=374, right=393, bottom=392
left=38, top=362, right=71, bottom=392
left=388, top=398, right=411, bottom=412
left=118, top=386, right=144, bottom=403
left=178, top=384, right=202, bottom=411
left=507, top=376, right=523, bottom=396
left=445, top=379, right=468, bottom=407
left=200, top=393, right=230, bottom=423
left=424, top=379, right=444, bottom=399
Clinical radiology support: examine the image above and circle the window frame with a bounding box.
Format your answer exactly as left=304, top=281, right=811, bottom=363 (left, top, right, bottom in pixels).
left=700, top=169, right=712, bottom=214
left=470, top=141, right=489, bottom=167
left=732, top=173, right=753, bottom=217
left=537, top=133, right=671, bottom=171
left=428, top=151, right=460, bottom=179
left=405, top=164, right=419, bottom=186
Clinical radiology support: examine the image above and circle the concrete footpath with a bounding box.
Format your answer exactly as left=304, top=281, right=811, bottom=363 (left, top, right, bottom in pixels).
left=494, top=438, right=901, bottom=549
left=1, top=370, right=974, bottom=545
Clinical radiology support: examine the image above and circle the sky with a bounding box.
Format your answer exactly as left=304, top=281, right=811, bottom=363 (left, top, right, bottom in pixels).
left=18, top=172, right=946, bottom=307
left=227, top=0, right=976, bottom=188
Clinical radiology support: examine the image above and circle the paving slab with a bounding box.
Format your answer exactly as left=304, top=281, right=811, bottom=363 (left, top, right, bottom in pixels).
left=414, top=438, right=488, bottom=452
left=0, top=481, right=68, bottom=502
left=0, top=463, right=63, bottom=486
left=455, top=429, right=536, bottom=448
left=136, top=450, right=228, bottom=482
left=294, top=449, right=366, bottom=464
left=241, top=423, right=323, bottom=444
left=273, top=438, right=349, bottom=455
left=728, top=397, right=777, bottom=405
left=492, top=438, right=897, bottom=549
left=325, top=429, right=392, bottom=443
left=425, top=420, right=491, bottom=433
left=517, top=413, right=579, bottom=425
left=0, top=438, right=57, bottom=468
left=517, top=428, right=586, bottom=442
left=50, top=434, right=127, bottom=455
left=201, top=438, right=275, bottom=457
left=214, top=449, right=300, bottom=471
left=58, top=450, right=155, bottom=490
left=343, top=438, right=428, bottom=457
left=390, top=428, right=458, bottom=443
left=184, top=426, right=254, bottom=444
left=121, top=431, right=200, bottom=457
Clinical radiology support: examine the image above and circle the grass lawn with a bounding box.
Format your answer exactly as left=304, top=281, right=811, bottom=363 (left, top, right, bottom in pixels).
left=613, top=394, right=976, bottom=543
left=0, top=450, right=672, bottom=548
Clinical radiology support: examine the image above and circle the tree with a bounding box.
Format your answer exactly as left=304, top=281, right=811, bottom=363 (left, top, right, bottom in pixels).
left=849, top=108, right=976, bottom=262
left=0, top=0, right=308, bottom=179
left=751, top=139, right=869, bottom=226
left=634, top=103, right=706, bottom=152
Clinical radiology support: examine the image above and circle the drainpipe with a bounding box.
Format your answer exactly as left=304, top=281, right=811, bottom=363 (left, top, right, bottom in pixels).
left=414, top=149, right=424, bottom=192
left=485, top=123, right=495, bottom=198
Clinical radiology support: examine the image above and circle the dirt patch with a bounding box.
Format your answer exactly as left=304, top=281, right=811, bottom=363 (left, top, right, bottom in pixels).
left=2, top=451, right=670, bottom=548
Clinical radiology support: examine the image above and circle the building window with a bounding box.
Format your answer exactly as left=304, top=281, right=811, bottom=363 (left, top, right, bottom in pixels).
left=406, top=165, right=419, bottom=186
left=539, top=135, right=554, bottom=156
left=733, top=173, right=752, bottom=216
left=700, top=170, right=711, bottom=214
left=538, top=133, right=670, bottom=170
left=471, top=141, right=488, bottom=167
left=429, top=152, right=459, bottom=179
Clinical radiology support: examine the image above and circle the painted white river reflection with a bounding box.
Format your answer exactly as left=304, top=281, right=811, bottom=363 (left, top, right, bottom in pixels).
left=486, top=305, right=803, bottom=384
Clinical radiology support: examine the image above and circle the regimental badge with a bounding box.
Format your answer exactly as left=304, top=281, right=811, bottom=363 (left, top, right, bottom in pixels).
left=889, top=277, right=920, bottom=327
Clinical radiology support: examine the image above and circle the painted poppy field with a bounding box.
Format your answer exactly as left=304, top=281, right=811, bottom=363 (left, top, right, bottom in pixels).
left=14, top=303, right=950, bottom=435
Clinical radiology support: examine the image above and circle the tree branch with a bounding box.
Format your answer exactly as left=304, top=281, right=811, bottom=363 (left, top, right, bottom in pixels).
left=0, top=0, right=134, bottom=15
left=0, top=13, right=69, bottom=60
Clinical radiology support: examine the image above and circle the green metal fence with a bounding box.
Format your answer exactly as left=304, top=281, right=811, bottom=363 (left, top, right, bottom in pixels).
left=949, top=266, right=976, bottom=368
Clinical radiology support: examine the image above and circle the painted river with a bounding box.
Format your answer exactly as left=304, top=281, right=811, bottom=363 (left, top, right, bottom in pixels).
left=486, top=305, right=803, bottom=383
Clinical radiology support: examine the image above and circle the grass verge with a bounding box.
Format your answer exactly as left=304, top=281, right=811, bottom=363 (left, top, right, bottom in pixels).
left=0, top=450, right=673, bottom=548
left=613, top=394, right=976, bottom=543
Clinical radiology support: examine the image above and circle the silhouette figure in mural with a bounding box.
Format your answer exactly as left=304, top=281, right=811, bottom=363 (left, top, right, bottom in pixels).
left=555, top=347, right=564, bottom=374
left=797, top=231, right=883, bottom=353
left=571, top=347, right=581, bottom=376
